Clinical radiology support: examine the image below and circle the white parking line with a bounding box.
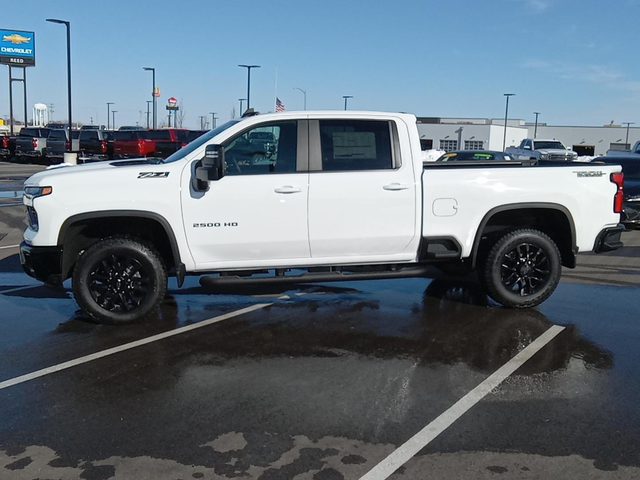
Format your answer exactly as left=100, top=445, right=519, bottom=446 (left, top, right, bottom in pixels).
left=0, top=244, right=20, bottom=250
left=359, top=325, right=566, bottom=480
left=0, top=301, right=281, bottom=391
left=0, top=285, right=40, bottom=295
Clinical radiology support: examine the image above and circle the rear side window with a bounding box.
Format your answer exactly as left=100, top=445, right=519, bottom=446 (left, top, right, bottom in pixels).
left=79, top=131, right=99, bottom=140
left=145, top=130, right=172, bottom=140
left=319, top=120, right=395, bottom=171
left=19, top=128, right=39, bottom=137
left=113, top=131, right=136, bottom=140
left=48, top=130, right=66, bottom=140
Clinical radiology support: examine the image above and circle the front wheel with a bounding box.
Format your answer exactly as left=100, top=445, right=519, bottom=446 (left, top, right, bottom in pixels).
left=481, top=229, right=561, bottom=309
left=72, top=236, right=167, bottom=324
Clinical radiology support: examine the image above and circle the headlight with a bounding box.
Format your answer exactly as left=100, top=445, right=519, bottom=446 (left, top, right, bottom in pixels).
left=539, top=153, right=549, bottom=160
left=23, top=186, right=53, bottom=199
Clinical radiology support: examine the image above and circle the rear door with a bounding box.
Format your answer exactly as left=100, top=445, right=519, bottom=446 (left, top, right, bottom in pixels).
left=307, top=118, right=417, bottom=258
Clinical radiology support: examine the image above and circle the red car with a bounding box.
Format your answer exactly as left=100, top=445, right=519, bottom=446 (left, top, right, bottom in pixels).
left=112, top=129, right=188, bottom=158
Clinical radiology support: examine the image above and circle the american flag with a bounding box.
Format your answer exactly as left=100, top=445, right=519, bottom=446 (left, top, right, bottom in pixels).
left=275, top=97, right=285, bottom=112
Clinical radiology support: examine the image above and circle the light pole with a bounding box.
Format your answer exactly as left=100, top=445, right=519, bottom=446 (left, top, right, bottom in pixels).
left=112, top=110, right=117, bottom=130
left=238, top=98, right=246, bottom=116
left=294, top=87, right=307, bottom=110
left=143, top=67, right=156, bottom=128
left=146, top=100, right=152, bottom=129
left=238, top=65, right=260, bottom=110
left=533, top=111, right=541, bottom=139
left=209, top=112, right=217, bottom=129
left=343, top=95, right=353, bottom=110
left=623, top=122, right=635, bottom=147
left=502, top=93, right=515, bottom=151
left=106, top=102, right=114, bottom=130
left=46, top=18, right=72, bottom=149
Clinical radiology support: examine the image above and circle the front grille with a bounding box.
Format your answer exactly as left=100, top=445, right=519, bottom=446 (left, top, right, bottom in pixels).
left=548, top=154, right=569, bottom=161
left=27, top=206, right=39, bottom=231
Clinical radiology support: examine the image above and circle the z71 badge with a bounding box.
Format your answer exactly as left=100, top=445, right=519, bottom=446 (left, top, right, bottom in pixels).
left=138, top=172, right=170, bottom=179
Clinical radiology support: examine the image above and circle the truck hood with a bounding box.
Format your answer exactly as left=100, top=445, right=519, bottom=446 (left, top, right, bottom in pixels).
left=24, top=158, right=168, bottom=186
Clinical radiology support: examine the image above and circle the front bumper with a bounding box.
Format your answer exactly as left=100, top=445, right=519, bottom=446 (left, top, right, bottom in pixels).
left=593, top=224, right=625, bottom=253
left=622, top=202, right=640, bottom=230
left=19, top=242, right=63, bottom=286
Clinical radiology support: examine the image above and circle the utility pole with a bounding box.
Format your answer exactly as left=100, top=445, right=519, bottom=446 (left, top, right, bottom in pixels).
left=238, top=65, right=260, bottom=110
left=502, top=93, right=515, bottom=151
left=106, top=102, right=114, bottom=130
left=533, top=112, right=541, bottom=139
left=343, top=95, right=353, bottom=110
left=623, top=122, right=635, bottom=147
left=209, top=112, right=217, bottom=129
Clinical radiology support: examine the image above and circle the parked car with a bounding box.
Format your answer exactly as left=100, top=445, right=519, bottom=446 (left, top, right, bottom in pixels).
left=78, top=129, right=111, bottom=162
left=20, top=111, right=624, bottom=324
left=0, top=134, right=17, bottom=160
left=507, top=138, right=578, bottom=161
left=145, top=129, right=190, bottom=159
left=436, top=150, right=514, bottom=162
left=118, top=125, right=146, bottom=131
left=44, top=129, right=80, bottom=163
left=112, top=130, right=155, bottom=158
left=14, top=127, right=51, bottom=163
left=606, top=140, right=640, bottom=157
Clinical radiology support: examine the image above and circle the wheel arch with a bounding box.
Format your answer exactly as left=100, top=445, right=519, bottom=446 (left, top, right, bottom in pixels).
left=58, top=210, right=185, bottom=286
left=471, top=203, right=577, bottom=269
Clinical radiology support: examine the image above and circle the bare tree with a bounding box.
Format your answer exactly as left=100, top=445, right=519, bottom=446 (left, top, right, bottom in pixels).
left=176, top=98, right=187, bottom=128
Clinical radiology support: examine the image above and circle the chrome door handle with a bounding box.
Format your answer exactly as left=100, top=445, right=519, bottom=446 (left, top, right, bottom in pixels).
left=383, top=183, right=410, bottom=191
left=274, top=186, right=302, bottom=194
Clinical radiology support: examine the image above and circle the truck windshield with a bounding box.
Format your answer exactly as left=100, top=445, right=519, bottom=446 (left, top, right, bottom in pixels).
left=163, top=120, right=241, bottom=163
left=534, top=141, right=565, bottom=149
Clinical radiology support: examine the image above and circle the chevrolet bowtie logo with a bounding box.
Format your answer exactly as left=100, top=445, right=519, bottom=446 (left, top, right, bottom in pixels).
left=3, top=34, right=31, bottom=44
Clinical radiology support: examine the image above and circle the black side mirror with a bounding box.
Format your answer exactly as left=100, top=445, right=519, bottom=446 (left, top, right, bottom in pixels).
left=193, top=144, right=225, bottom=191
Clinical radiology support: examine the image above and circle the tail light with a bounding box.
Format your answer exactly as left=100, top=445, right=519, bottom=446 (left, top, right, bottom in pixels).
left=65, top=140, right=71, bottom=151
left=101, top=140, right=107, bottom=153
left=137, top=139, right=144, bottom=155
left=611, top=172, right=624, bottom=213
left=180, top=142, right=187, bottom=148
left=1, top=137, right=7, bottom=148
left=32, top=138, right=38, bottom=148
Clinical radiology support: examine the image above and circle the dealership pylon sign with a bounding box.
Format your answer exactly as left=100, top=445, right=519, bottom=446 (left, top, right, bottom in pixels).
left=0, top=29, right=35, bottom=66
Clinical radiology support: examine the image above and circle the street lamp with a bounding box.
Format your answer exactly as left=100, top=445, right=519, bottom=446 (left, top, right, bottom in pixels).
left=533, top=111, right=541, bottom=139
left=238, top=65, right=260, bottom=111
left=343, top=95, right=353, bottom=110
left=293, top=87, right=307, bottom=110
left=106, top=102, right=114, bottom=130
left=146, top=100, right=152, bottom=129
left=209, top=112, right=217, bottom=129
left=623, top=122, right=635, bottom=146
left=143, top=67, right=156, bottom=129
left=502, top=93, right=515, bottom=151
left=238, top=98, right=246, bottom=116
left=112, top=110, right=117, bottom=130
left=46, top=18, right=72, bottom=149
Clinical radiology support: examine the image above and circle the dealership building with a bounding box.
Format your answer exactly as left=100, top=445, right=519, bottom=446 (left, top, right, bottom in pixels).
left=416, top=117, right=640, bottom=156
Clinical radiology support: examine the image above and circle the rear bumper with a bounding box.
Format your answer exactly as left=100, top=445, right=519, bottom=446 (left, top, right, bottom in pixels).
left=15, top=150, right=43, bottom=157
left=622, top=202, right=640, bottom=230
left=593, top=224, right=625, bottom=253
left=19, top=242, right=63, bottom=286
left=0, top=148, right=11, bottom=157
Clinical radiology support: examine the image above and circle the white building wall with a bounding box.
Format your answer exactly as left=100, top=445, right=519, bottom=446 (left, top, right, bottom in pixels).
left=524, top=125, right=640, bottom=156
left=417, top=123, right=527, bottom=151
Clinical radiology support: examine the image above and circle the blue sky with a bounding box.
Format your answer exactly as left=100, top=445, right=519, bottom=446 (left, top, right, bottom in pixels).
left=1, top=0, right=640, bottom=129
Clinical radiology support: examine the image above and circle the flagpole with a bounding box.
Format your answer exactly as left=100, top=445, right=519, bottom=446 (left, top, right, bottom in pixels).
left=274, top=65, right=278, bottom=112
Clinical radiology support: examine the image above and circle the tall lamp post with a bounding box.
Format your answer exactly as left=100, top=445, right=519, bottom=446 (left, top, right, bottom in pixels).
left=209, top=112, right=217, bottom=129
left=238, top=65, right=260, bottom=111
left=106, top=102, right=114, bottom=130
left=238, top=98, right=246, bottom=116
left=46, top=18, right=72, bottom=149
left=533, top=111, right=541, bottom=139
left=623, top=122, right=635, bottom=147
left=112, top=110, right=117, bottom=130
left=146, top=100, right=152, bottom=129
left=293, top=87, right=307, bottom=110
left=343, top=95, right=353, bottom=110
left=143, top=67, right=156, bottom=128
left=502, top=93, right=515, bottom=151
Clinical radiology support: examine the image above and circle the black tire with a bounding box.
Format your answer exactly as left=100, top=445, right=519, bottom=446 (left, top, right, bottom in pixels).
left=72, top=235, right=167, bottom=324
left=482, top=229, right=561, bottom=309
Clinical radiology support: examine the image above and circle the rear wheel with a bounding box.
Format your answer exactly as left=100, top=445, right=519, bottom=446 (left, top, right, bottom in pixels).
left=72, top=236, right=167, bottom=324
left=482, top=229, right=561, bottom=308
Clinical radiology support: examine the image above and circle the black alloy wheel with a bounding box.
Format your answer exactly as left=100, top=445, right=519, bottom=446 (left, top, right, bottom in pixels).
left=88, top=254, right=150, bottom=313
left=500, top=243, right=551, bottom=297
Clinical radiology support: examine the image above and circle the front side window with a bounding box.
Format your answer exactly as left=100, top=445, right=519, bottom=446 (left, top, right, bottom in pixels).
left=319, top=120, right=394, bottom=171
left=223, top=121, right=297, bottom=175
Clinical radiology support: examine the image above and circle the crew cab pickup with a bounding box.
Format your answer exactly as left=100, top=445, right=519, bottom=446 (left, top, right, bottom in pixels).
left=44, top=129, right=80, bottom=163
left=146, top=129, right=190, bottom=159
left=112, top=130, right=155, bottom=158
left=78, top=129, right=111, bottom=162
left=507, top=138, right=578, bottom=161
left=0, top=135, right=16, bottom=159
left=20, top=111, right=625, bottom=324
left=606, top=140, right=640, bottom=157
left=15, top=127, right=51, bottom=162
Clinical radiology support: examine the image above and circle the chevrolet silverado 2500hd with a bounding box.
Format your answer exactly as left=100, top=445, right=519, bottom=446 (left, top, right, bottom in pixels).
left=507, top=138, right=578, bottom=162
left=20, top=111, right=625, bottom=324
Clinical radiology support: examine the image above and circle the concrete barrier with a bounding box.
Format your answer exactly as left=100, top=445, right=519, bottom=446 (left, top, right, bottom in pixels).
left=63, top=152, right=78, bottom=165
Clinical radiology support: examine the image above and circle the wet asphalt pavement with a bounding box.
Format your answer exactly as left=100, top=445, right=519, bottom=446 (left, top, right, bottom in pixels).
left=1, top=161, right=640, bottom=479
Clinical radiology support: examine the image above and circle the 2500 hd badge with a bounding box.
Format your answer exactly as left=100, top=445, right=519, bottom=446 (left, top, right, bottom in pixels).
left=193, top=222, right=239, bottom=228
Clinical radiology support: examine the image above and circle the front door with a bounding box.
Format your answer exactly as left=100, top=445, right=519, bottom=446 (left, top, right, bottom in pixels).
left=181, top=120, right=310, bottom=269
left=307, top=119, right=417, bottom=259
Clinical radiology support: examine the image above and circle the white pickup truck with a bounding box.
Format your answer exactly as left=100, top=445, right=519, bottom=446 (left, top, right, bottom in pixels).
left=606, top=141, right=640, bottom=157
left=507, top=138, right=578, bottom=162
left=20, top=111, right=625, bottom=324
